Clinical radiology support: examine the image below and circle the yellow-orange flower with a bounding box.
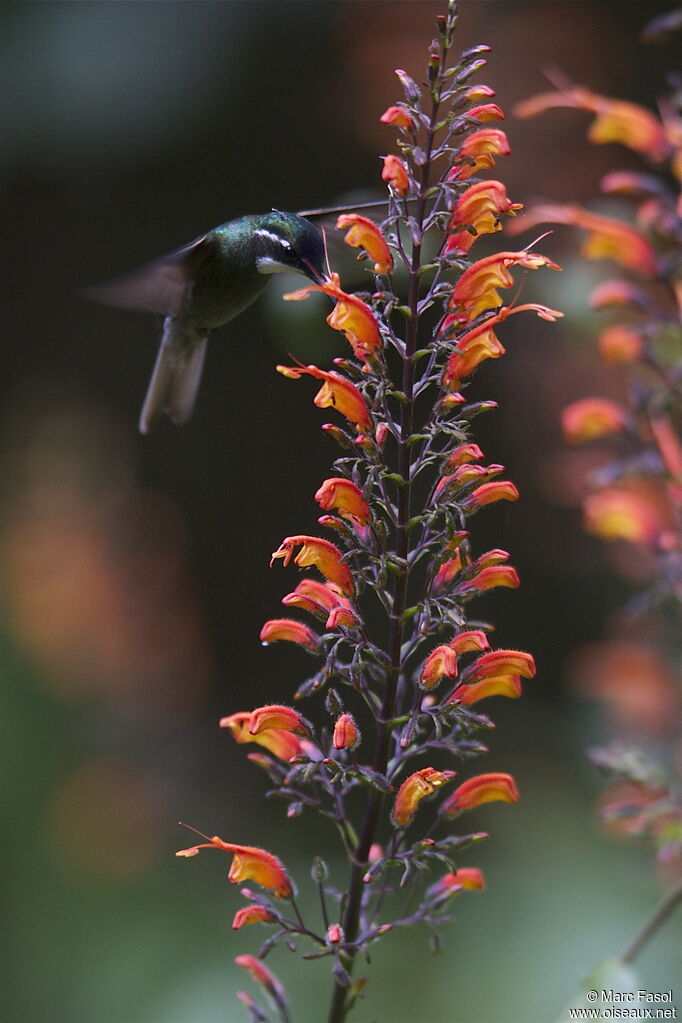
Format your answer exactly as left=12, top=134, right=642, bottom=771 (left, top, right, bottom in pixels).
left=270, top=534, right=354, bottom=596
left=464, top=84, right=496, bottom=103
left=449, top=128, right=511, bottom=180
left=419, top=644, right=458, bottom=690
left=259, top=618, right=317, bottom=649
left=589, top=280, right=647, bottom=310
left=451, top=675, right=523, bottom=705
left=392, top=767, right=456, bottom=828
left=220, top=711, right=306, bottom=761
left=507, top=204, right=657, bottom=276
left=442, top=772, right=519, bottom=815
left=514, top=88, right=669, bottom=161
left=277, top=364, right=372, bottom=431
left=232, top=905, right=274, bottom=929
left=315, top=477, right=370, bottom=524
left=467, top=103, right=505, bottom=123
left=382, top=154, right=410, bottom=195
left=464, top=479, right=519, bottom=509
left=465, top=564, right=520, bottom=592
left=583, top=489, right=661, bottom=544
left=337, top=214, right=393, bottom=275
left=434, top=867, right=486, bottom=893
left=281, top=578, right=356, bottom=630
left=284, top=272, right=382, bottom=361
left=248, top=704, right=310, bottom=736
left=562, top=398, right=628, bottom=443
left=449, top=251, right=561, bottom=324
left=451, top=629, right=491, bottom=655
left=379, top=105, right=413, bottom=128
left=597, top=325, right=643, bottom=364
left=467, top=649, right=536, bottom=680
left=177, top=836, right=293, bottom=898
left=444, top=443, right=485, bottom=469
left=445, top=180, right=522, bottom=255
left=442, top=302, right=562, bottom=390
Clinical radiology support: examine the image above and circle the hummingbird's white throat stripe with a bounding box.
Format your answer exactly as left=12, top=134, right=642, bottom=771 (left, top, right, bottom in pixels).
left=255, top=228, right=296, bottom=275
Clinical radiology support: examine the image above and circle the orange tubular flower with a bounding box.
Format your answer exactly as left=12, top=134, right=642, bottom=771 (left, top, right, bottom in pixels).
left=442, top=772, right=519, bottom=815
left=442, top=302, right=563, bottom=390
left=259, top=618, right=318, bottom=649
left=464, top=564, right=520, bottom=592
left=589, top=279, right=648, bottom=310
left=284, top=272, right=382, bottom=361
left=449, top=128, right=511, bottom=180
left=444, top=443, right=485, bottom=468
left=467, top=649, right=536, bottom=681
left=467, top=103, right=505, bottom=122
left=333, top=713, right=360, bottom=750
left=597, top=325, right=643, bottom=364
left=380, top=105, right=413, bottom=128
left=276, top=364, right=372, bottom=431
left=248, top=704, right=310, bottom=736
left=445, top=180, right=522, bottom=255
left=465, top=84, right=496, bottom=103
left=392, top=767, right=457, bottom=828
left=433, top=550, right=462, bottom=591
left=449, top=251, right=561, bottom=324
left=382, top=154, right=410, bottom=195
left=337, top=214, right=393, bottom=275
left=514, top=88, right=669, bottom=161
left=561, top=398, right=628, bottom=443
left=282, top=578, right=344, bottom=614
left=451, top=675, right=523, bottom=705
left=437, top=867, right=486, bottom=892
left=220, top=711, right=306, bottom=761
left=270, top=534, right=354, bottom=596
left=507, top=204, right=657, bottom=276
left=235, top=955, right=286, bottom=1002
left=232, top=905, right=274, bottom=929
left=420, top=644, right=459, bottom=690
left=177, top=837, right=293, bottom=899
left=450, top=629, right=491, bottom=655
left=583, top=489, right=661, bottom=544
left=464, top=480, right=520, bottom=509
left=315, top=477, right=371, bottom=524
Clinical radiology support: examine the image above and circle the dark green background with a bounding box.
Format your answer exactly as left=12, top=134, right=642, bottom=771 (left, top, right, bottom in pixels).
left=2, top=3, right=679, bottom=1021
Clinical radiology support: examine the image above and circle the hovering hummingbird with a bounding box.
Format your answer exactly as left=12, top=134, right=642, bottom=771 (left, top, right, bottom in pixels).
left=87, top=210, right=328, bottom=433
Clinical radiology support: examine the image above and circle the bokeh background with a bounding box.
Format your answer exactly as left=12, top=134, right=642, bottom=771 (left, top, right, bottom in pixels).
left=2, top=3, right=680, bottom=1021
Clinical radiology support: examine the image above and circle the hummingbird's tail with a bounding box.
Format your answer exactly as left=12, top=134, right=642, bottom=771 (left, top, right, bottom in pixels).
left=139, top=318, right=208, bottom=433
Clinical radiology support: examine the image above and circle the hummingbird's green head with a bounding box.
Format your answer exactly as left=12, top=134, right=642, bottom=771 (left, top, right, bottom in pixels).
left=253, top=210, right=327, bottom=284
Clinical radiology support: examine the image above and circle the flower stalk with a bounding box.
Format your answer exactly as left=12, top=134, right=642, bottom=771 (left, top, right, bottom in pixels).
left=178, top=4, right=561, bottom=1020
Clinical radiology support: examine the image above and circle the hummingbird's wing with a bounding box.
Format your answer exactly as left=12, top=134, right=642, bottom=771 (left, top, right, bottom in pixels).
left=83, top=235, right=217, bottom=317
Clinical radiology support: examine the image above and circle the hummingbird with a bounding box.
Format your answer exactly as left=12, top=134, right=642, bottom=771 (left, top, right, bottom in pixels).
left=87, top=210, right=328, bottom=433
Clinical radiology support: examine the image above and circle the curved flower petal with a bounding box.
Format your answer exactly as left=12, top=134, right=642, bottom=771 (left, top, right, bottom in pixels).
left=392, top=767, right=456, bottom=828
left=260, top=618, right=318, bottom=649
left=382, top=154, right=410, bottom=195
left=177, top=836, right=293, bottom=898
left=337, top=214, right=393, bottom=274
left=277, top=364, right=372, bottom=431
left=270, top=534, right=354, bottom=595
left=442, top=772, right=519, bottom=814
left=248, top=704, right=310, bottom=736
left=315, top=477, right=371, bottom=524
left=419, top=644, right=458, bottom=690
left=232, top=905, right=274, bottom=929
